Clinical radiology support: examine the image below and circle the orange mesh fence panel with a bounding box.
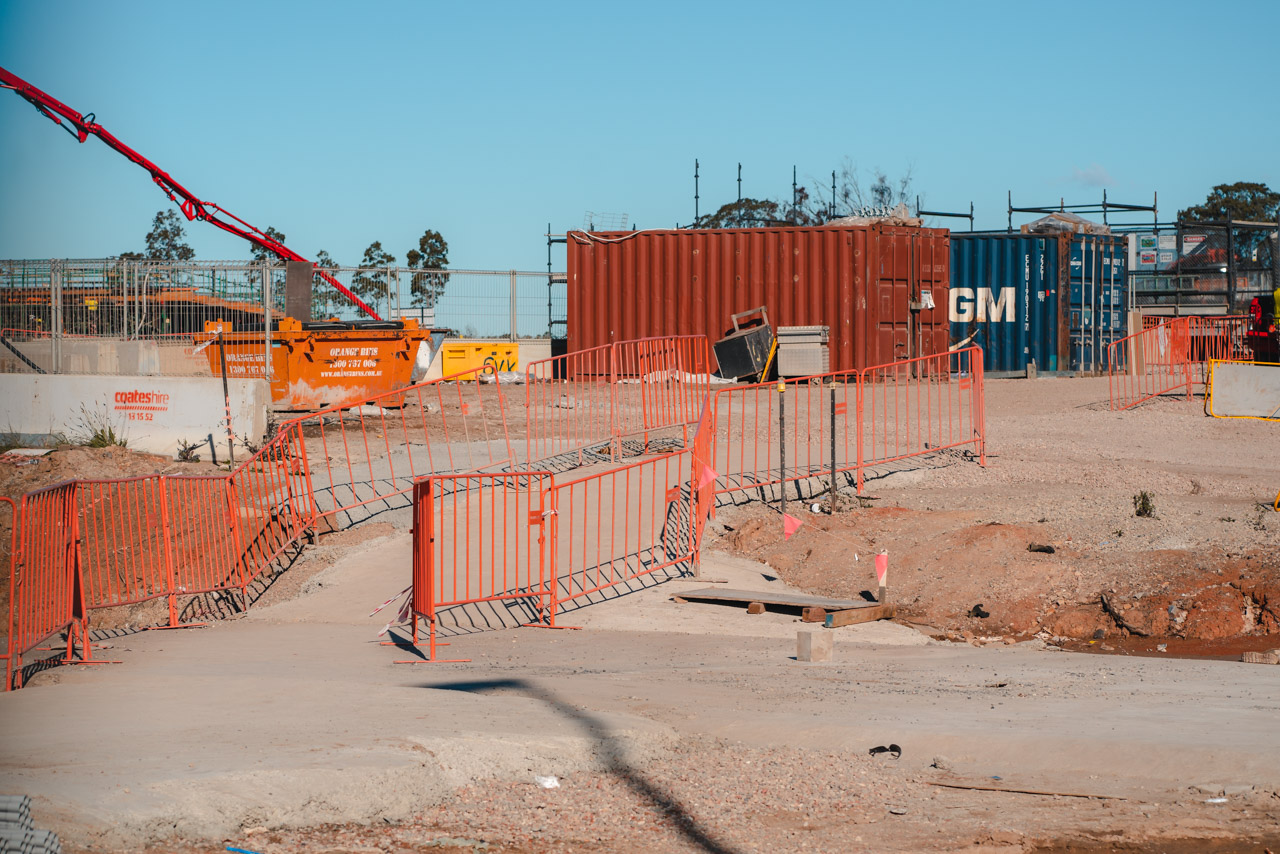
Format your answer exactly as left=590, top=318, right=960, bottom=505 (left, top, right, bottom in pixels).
left=525, top=336, right=712, bottom=466
left=9, top=483, right=83, bottom=690
left=410, top=472, right=554, bottom=660
left=1188, top=316, right=1251, bottom=379
left=611, top=335, right=712, bottom=448
left=1, top=496, right=14, bottom=689
left=77, top=476, right=172, bottom=611
left=860, top=347, right=986, bottom=491
left=163, top=476, right=246, bottom=600
left=549, top=450, right=693, bottom=612
left=1108, top=317, right=1194, bottom=410
left=709, top=367, right=859, bottom=498
left=227, top=425, right=313, bottom=583
left=525, top=343, right=615, bottom=465
left=283, top=365, right=513, bottom=527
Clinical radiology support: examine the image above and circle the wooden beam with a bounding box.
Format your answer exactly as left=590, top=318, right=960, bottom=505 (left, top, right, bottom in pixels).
left=824, top=603, right=896, bottom=628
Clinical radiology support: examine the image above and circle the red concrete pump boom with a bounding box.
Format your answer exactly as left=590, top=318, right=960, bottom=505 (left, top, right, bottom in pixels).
left=0, top=65, right=382, bottom=320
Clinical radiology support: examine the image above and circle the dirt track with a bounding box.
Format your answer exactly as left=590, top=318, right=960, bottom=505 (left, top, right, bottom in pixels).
left=0, top=376, right=1278, bottom=853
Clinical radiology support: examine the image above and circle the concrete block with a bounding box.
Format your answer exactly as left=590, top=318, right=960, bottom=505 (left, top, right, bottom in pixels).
left=0, top=373, right=268, bottom=458
left=797, top=630, right=833, bottom=663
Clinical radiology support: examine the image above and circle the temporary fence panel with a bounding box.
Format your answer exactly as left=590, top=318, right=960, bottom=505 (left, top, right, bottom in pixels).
left=1069, top=236, right=1128, bottom=372
left=0, top=497, right=14, bottom=688
left=1187, top=316, right=1252, bottom=378
left=550, top=450, right=694, bottom=610
left=525, top=344, right=616, bottom=465
left=286, top=365, right=514, bottom=527
left=227, top=426, right=314, bottom=582
left=949, top=233, right=1060, bottom=372
left=9, top=483, right=83, bottom=690
left=611, top=335, right=712, bottom=447
left=566, top=225, right=951, bottom=374
left=710, top=370, right=858, bottom=499
left=524, top=336, right=712, bottom=466
left=710, top=347, right=986, bottom=498
left=861, top=347, right=986, bottom=491
left=410, top=472, right=554, bottom=659
left=1107, top=317, right=1194, bottom=410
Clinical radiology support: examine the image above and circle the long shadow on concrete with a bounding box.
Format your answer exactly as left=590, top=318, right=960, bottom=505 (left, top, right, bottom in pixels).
left=422, top=677, right=739, bottom=854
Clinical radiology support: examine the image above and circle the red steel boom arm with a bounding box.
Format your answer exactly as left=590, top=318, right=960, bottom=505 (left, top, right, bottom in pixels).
left=0, top=65, right=382, bottom=320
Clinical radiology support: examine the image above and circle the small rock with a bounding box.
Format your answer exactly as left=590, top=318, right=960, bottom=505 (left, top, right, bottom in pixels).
left=930, top=755, right=954, bottom=772
left=1028, top=542, right=1056, bottom=554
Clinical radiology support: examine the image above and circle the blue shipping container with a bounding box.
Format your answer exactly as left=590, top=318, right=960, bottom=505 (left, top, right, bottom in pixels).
left=950, top=232, right=1129, bottom=373
left=949, top=233, right=1060, bottom=372
left=1068, top=236, right=1127, bottom=372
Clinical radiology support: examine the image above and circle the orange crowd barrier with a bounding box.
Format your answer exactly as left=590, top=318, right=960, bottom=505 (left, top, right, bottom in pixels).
left=1110, top=316, right=1253, bottom=411
left=281, top=364, right=514, bottom=528
left=549, top=449, right=694, bottom=611
left=409, top=472, right=555, bottom=661
left=525, top=335, right=711, bottom=466
left=861, top=347, right=986, bottom=491
left=709, top=346, right=985, bottom=498
left=7, top=484, right=90, bottom=690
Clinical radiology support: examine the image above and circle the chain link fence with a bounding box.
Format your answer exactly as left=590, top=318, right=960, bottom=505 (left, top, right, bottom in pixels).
left=0, top=259, right=567, bottom=376
left=1128, top=222, right=1278, bottom=315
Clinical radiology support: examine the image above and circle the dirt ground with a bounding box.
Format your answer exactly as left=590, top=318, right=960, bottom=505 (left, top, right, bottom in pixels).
left=709, top=377, right=1280, bottom=655
left=1, top=375, right=1279, bottom=854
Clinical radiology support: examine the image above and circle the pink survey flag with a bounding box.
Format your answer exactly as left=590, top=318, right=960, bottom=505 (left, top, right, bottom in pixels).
left=783, top=513, right=804, bottom=540
left=697, top=463, right=717, bottom=489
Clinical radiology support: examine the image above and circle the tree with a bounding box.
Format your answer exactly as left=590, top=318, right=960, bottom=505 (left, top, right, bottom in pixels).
left=801, top=159, right=916, bottom=222
left=1179, top=182, right=1280, bottom=263
left=689, top=159, right=917, bottom=229
left=405, top=229, right=450, bottom=307
left=350, top=241, right=395, bottom=303
left=1179, top=182, right=1280, bottom=224
left=311, top=249, right=339, bottom=319
left=249, top=226, right=287, bottom=264
left=691, top=198, right=788, bottom=229
left=144, top=209, right=195, bottom=261
left=118, top=251, right=144, bottom=260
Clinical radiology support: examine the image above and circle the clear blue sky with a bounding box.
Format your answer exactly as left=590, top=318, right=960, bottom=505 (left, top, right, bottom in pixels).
left=2, top=0, right=1276, bottom=272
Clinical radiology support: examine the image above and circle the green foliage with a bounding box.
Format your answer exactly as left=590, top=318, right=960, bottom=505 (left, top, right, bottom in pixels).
left=1179, top=182, right=1280, bottom=224
left=1132, top=491, right=1155, bottom=518
left=692, top=198, right=791, bottom=229
left=176, top=439, right=202, bottom=462
left=311, top=249, right=339, bottom=319
left=690, top=158, right=917, bottom=229
left=350, top=241, right=396, bottom=303
left=249, top=226, right=288, bottom=264
left=405, top=229, right=450, bottom=308
left=1179, top=182, right=1280, bottom=261
left=86, top=424, right=127, bottom=448
left=144, top=209, right=195, bottom=261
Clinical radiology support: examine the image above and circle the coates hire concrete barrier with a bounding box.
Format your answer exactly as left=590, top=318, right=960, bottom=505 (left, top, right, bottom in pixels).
left=0, top=374, right=269, bottom=458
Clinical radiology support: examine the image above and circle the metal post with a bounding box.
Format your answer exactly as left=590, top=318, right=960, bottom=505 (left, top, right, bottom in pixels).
left=1225, top=213, right=1236, bottom=313
left=829, top=387, right=837, bottom=513
left=261, top=265, right=272, bottom=380
left=219, top=331, right=235, bottom=467
left=694, top=159, right=700, bottom=223
left=510, top=270, right=518, bottom=342
left=50, top=260, right=63, bottom=373
left=547, top=222, right=553, bottom=337
left=778, top=381, right=786, bottom=516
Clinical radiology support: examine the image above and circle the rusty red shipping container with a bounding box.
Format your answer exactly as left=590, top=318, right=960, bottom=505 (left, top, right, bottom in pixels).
left=566, top=225, right=950, bottom=374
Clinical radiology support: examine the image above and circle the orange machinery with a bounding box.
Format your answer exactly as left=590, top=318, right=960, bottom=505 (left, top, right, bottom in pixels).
left=196, top=318, right=435, bottom=411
